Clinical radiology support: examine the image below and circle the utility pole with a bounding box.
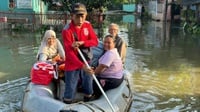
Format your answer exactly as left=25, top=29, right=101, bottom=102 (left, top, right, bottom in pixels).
left=164, top=0, right=168, bottom=23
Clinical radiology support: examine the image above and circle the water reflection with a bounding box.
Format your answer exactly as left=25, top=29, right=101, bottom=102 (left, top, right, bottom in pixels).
left=123, top=15, right=135, bottom=23
left=129, top=19, right=200, bottom=111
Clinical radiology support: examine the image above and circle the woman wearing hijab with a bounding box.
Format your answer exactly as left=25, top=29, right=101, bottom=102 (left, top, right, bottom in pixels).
left=37, top=30, right=65, bottom=62
left=37, top=30, right=65, bottom=70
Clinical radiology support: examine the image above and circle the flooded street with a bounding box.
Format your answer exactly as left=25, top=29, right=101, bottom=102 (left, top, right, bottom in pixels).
left=0, top=14, right=200, bottom=111
left=0, top=31, right=40, bottom=83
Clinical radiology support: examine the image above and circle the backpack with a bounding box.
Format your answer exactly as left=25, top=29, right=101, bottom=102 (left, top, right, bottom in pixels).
left=31, top=62, right=58, bottom=85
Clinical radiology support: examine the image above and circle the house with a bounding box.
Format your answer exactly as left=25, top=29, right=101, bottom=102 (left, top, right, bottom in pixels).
left=0, top=0, right=47, bottom=13
left=149, top=0, right=181, bottom=21
left=149, top=0, right=170, bottom=21
left=181, top=0, right=200, bottom=22
left=123, top=4, right=136, bottom=13
left=182, top=0, right=200, bottom=5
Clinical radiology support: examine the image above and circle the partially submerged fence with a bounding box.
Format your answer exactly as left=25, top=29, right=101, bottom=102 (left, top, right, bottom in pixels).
left=0, top=11, right=69, bottom=31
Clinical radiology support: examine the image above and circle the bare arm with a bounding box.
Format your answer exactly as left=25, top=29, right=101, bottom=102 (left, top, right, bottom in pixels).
left=120, top=42, right=127, bottom=63
left=94, top=64, right=107, bottom=75
left=38, top=53, right=48, bottom=61
left=84, top=64, right=107, bottom=76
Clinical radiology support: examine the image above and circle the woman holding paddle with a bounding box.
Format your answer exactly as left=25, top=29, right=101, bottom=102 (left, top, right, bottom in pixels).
left=37, top=29, right=65, bottom=70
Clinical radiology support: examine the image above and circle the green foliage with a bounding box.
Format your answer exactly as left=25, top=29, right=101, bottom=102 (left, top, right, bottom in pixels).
left=181, top=8, right=200, bottom=35
left=35, top=25, right=49, bottom=34
left=41, top=0, right=111, bottom=12
left=41, top=0, right=131, bottom=12
left=10, top=24, right=30, bottom=32
left=182, top=9, right=196, bottom=22
left=183, top=22, right=200, bottom=35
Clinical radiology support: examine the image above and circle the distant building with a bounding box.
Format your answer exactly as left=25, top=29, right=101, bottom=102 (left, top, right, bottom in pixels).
left=0, top=0, right=47, bottom=13
left=182, top=0, right=200, bottom=5
left=122, top=4, right=136, bottom=13
left=181, top=0, right=200, bottom=22
left=0, top=0, right=67, bottom=31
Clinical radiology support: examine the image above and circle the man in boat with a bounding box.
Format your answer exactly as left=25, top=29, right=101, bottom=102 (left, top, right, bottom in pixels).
left=108, top=23, right=127, bottom=63
left=37, top=29, right=65, bottom=71
left=62, top=3, right=98, bottom=104
left=37, top=30, right=65, bottom=62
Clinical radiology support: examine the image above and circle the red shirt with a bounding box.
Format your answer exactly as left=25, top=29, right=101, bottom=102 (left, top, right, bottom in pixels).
left=62, top=21, right=98, bottom=71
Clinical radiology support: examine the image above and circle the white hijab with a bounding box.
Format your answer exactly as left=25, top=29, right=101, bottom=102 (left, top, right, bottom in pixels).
left=37, top=30, right=65, bottom=61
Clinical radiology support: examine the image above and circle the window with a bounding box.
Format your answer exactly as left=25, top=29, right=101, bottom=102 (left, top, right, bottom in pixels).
left=9, top=0, right=15, bottom=9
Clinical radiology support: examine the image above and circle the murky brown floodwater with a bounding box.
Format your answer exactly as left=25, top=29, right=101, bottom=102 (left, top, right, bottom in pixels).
left=0, top=14, right=200, bottom=111
left=126, top=19, right=200, bottom=111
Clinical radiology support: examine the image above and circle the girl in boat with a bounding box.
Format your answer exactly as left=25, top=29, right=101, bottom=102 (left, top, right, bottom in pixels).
left=108, top=23, right=127, bottom=63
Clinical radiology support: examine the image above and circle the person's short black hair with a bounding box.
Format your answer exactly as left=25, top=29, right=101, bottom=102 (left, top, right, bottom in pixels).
left=105, top=35, right=114, bottom=38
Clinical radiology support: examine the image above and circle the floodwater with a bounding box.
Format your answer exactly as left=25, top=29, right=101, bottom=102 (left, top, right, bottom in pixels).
left=0, top=14, right=200, bottom=111
left=0, top=31, right=40, bottom=83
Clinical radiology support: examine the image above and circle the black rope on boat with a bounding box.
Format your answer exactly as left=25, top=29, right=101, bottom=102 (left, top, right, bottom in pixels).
left=21, top=80, right=31, bottom=112
left=87, top=103, right=105, bottom=112
left=122, top=78, right=133, bottom=112
left=62, top=101, right=96, bottom=112
left=124, top=77, right=133, bottom=98
left=60, top=110, right=78, bottom=112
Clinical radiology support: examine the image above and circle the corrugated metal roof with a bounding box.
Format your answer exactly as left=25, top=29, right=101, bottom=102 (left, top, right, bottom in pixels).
left=182, top=0, right=200, bottom=5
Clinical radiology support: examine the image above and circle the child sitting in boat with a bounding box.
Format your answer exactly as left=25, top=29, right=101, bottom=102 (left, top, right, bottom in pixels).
left=91, top=23, right=127, bottom=67
left=108, top=23, right=127, bottom=64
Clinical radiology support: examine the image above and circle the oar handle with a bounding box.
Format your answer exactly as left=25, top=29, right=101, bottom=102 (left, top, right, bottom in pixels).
left=77, top=48, right=116, bottom=112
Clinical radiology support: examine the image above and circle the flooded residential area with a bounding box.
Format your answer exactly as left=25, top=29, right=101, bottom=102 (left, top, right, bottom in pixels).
left=0, top=0, right=200, bottom=112
left=0, top=13, right=200, bottom=111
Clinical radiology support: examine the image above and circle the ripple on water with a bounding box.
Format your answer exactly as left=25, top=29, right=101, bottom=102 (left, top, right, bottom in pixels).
left=0, top=77, right=29, bottom=112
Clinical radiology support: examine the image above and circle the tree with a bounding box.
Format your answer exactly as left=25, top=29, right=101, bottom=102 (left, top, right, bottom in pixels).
left=41, top=0, right=111, bottom=12
left=41, top=0, right=131, bottom=12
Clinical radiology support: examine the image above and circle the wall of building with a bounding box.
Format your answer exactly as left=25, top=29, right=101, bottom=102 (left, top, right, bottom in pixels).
left=182, top=0, right=200, bottom=5
left=0, top=0, right=47, bottom=14
left=123, top=4, right=136, bottom=12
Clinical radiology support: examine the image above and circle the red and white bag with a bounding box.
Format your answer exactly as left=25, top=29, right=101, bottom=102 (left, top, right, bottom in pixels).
left=31, top=62, right=58, bottom=85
